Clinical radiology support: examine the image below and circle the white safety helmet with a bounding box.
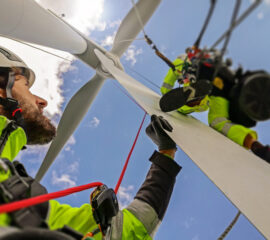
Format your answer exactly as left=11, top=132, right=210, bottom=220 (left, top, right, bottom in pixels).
left=0, top=46, right=35, bottom=88
left=177, top=53, right=187, bottom=61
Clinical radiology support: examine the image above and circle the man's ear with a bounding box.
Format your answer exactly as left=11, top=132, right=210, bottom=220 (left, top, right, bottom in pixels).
left=0, top=88, right=6, bottom=98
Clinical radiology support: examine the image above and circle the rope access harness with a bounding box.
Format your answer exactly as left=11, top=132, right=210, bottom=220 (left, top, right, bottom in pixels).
left=130, top=0, right=262, bottom=239
left=0, top=98, right=147, bottom=237
left=0, top=0, right=263, bottom=238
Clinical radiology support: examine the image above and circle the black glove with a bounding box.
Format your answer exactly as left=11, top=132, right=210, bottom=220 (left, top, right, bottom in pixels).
left=252, top=144, right=270, bottom=163
left=146, top=115, right=176, bottom=150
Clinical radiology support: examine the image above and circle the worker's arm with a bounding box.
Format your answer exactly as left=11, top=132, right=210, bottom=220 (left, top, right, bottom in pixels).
left=47, top=200, right=101, bottom=238
left=161, top=58, right=185, bottom=95
left=109, top=115, right=181, bottom=239
left=208, top=96, right=270, bottom=162
left=208, top=96, right=257, bottom=148
left=48, top=116, right=181, bottom=240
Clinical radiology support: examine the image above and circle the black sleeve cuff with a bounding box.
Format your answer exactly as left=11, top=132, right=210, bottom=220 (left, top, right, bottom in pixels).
left=134, top=151, right=182, bottom=220
left=149, top=151, right=182, bottom=178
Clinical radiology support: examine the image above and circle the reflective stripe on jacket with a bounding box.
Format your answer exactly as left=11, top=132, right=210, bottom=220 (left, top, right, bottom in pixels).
left=208, top=96, right=257, bottom=147
left=0, top=114, right=181, bottom=240
left=161, top=58, right=185, bottom=95
left=161, top=59, right=258, bottom=147
left=0, top=113, right=153, bottom=239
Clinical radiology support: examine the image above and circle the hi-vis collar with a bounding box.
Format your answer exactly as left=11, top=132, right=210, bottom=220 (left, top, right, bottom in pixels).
left=0, top=115, right=26, bottom=161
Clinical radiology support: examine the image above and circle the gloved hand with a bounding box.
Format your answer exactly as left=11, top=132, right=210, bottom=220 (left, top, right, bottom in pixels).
left=146, top=115, right=176, bottom=150
left=251, top=144, right=270, bottom=163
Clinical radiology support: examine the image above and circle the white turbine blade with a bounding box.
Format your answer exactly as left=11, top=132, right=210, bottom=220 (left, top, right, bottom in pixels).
left=95, top=49, right=270, bottom=239
left=0, top=0, right=87, bottom=54
left=110, top=0, right=161, bottom=57
left=47, top=10, right=108, bottom=70
left=35, top=74, right=105, bottom=181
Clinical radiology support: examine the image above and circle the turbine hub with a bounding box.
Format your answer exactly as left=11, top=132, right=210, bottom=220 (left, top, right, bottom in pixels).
left=96, top=51, right=124, bottom=78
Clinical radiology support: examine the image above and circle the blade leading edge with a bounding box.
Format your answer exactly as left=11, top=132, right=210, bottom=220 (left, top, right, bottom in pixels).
left=94, top=48, right=270, bottom=240
left=110, top=0, right=161, bottom=57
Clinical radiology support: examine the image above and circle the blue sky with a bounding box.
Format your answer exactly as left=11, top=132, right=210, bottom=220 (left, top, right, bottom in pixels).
left=6, top=0, right=270, bottom=239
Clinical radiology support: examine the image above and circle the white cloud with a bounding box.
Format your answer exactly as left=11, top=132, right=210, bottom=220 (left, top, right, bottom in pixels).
left=1, top=0, right=107, bottom=117
left=192, top=235, right=199, bottom=240
left=265, top=0, right=270, bottom=5
left=257, top=12, right=264, bottom=20
left=118, top=185, right=135, bottom=209
left=108, top=20, right=122, bottom=29
left=68, top=161, right=79, bottom=173
left=124, top=45, right=143, bottom=66
left=64, top=135, right=76, bottom=152
left=52, top=170, right=76, bottom=188
left=17, top=144, right=50, bottom=164
left=184, top=217, right=195, bottom=229
left=36, top=0, right=106, bottom=35
left=0, top=37, right=73, bottom=116
left=160, top=45, right=167, bottom=54
left=101, top=32, right=117, bottom=47
left=88, top=117, right=100, bottom=128
left=72, top=78, right=82, bottom=84
left=20, top=145, right=48, bottom=157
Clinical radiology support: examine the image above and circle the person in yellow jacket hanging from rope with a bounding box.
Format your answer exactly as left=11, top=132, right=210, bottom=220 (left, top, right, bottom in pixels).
left=0, top=46, right=182, bottom=240
left=159, top=49, right=270, bottom=163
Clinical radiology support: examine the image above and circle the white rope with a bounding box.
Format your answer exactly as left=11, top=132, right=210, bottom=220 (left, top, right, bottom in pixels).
left=114, top=37, right=145, bottom=44
left=125, top=64, right=160, bottom=90
left=0, top=35, right=73, bottom=62
left=131, top=0, right=146, bottom=36
left=112, top=38, right=145, bottom=48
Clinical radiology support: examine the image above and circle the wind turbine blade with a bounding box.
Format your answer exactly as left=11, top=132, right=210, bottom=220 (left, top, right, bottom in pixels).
left=110, top=0, right=161, bottom=57
left=47, top=10, right=108, bottom=70
left=0, top=0, right=87, bottom=54
left=95, top=49, right=270, bottom=239
left=35, top=74, right=106, bottom=181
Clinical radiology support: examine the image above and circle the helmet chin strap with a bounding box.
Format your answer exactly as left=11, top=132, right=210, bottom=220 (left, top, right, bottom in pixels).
left=6, top=71, right=15, bottom=98
left=0, top=71, right=25, bottom=127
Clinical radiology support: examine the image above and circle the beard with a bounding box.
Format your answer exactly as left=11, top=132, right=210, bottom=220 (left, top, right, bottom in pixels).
left=18, top=99, right=56, bottom=145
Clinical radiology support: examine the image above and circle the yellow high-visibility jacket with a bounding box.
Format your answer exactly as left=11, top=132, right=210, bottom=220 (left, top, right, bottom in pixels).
left=0, top=115, right=181, bottom=239
left=161, top=59, right=257, bottom=147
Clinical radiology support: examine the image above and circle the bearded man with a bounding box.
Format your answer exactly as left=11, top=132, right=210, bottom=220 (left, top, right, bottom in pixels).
left=0, top=46, right=181, bottom=240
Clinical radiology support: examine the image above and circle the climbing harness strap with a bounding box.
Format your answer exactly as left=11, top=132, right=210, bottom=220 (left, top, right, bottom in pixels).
left=0, top=181, right=103, bottom=214
left=0, top=98, right=146, bottom=237
left=0, top=159, right=49, bottom=227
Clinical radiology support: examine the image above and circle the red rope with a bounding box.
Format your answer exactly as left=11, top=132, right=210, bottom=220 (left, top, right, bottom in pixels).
left=114, top=112, right=147, bottom=194
left=0, top=182, right=103, bottom=214
left=0, top=84, right=147, bottom=213
left=12, top=108, right=22, bottom=117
